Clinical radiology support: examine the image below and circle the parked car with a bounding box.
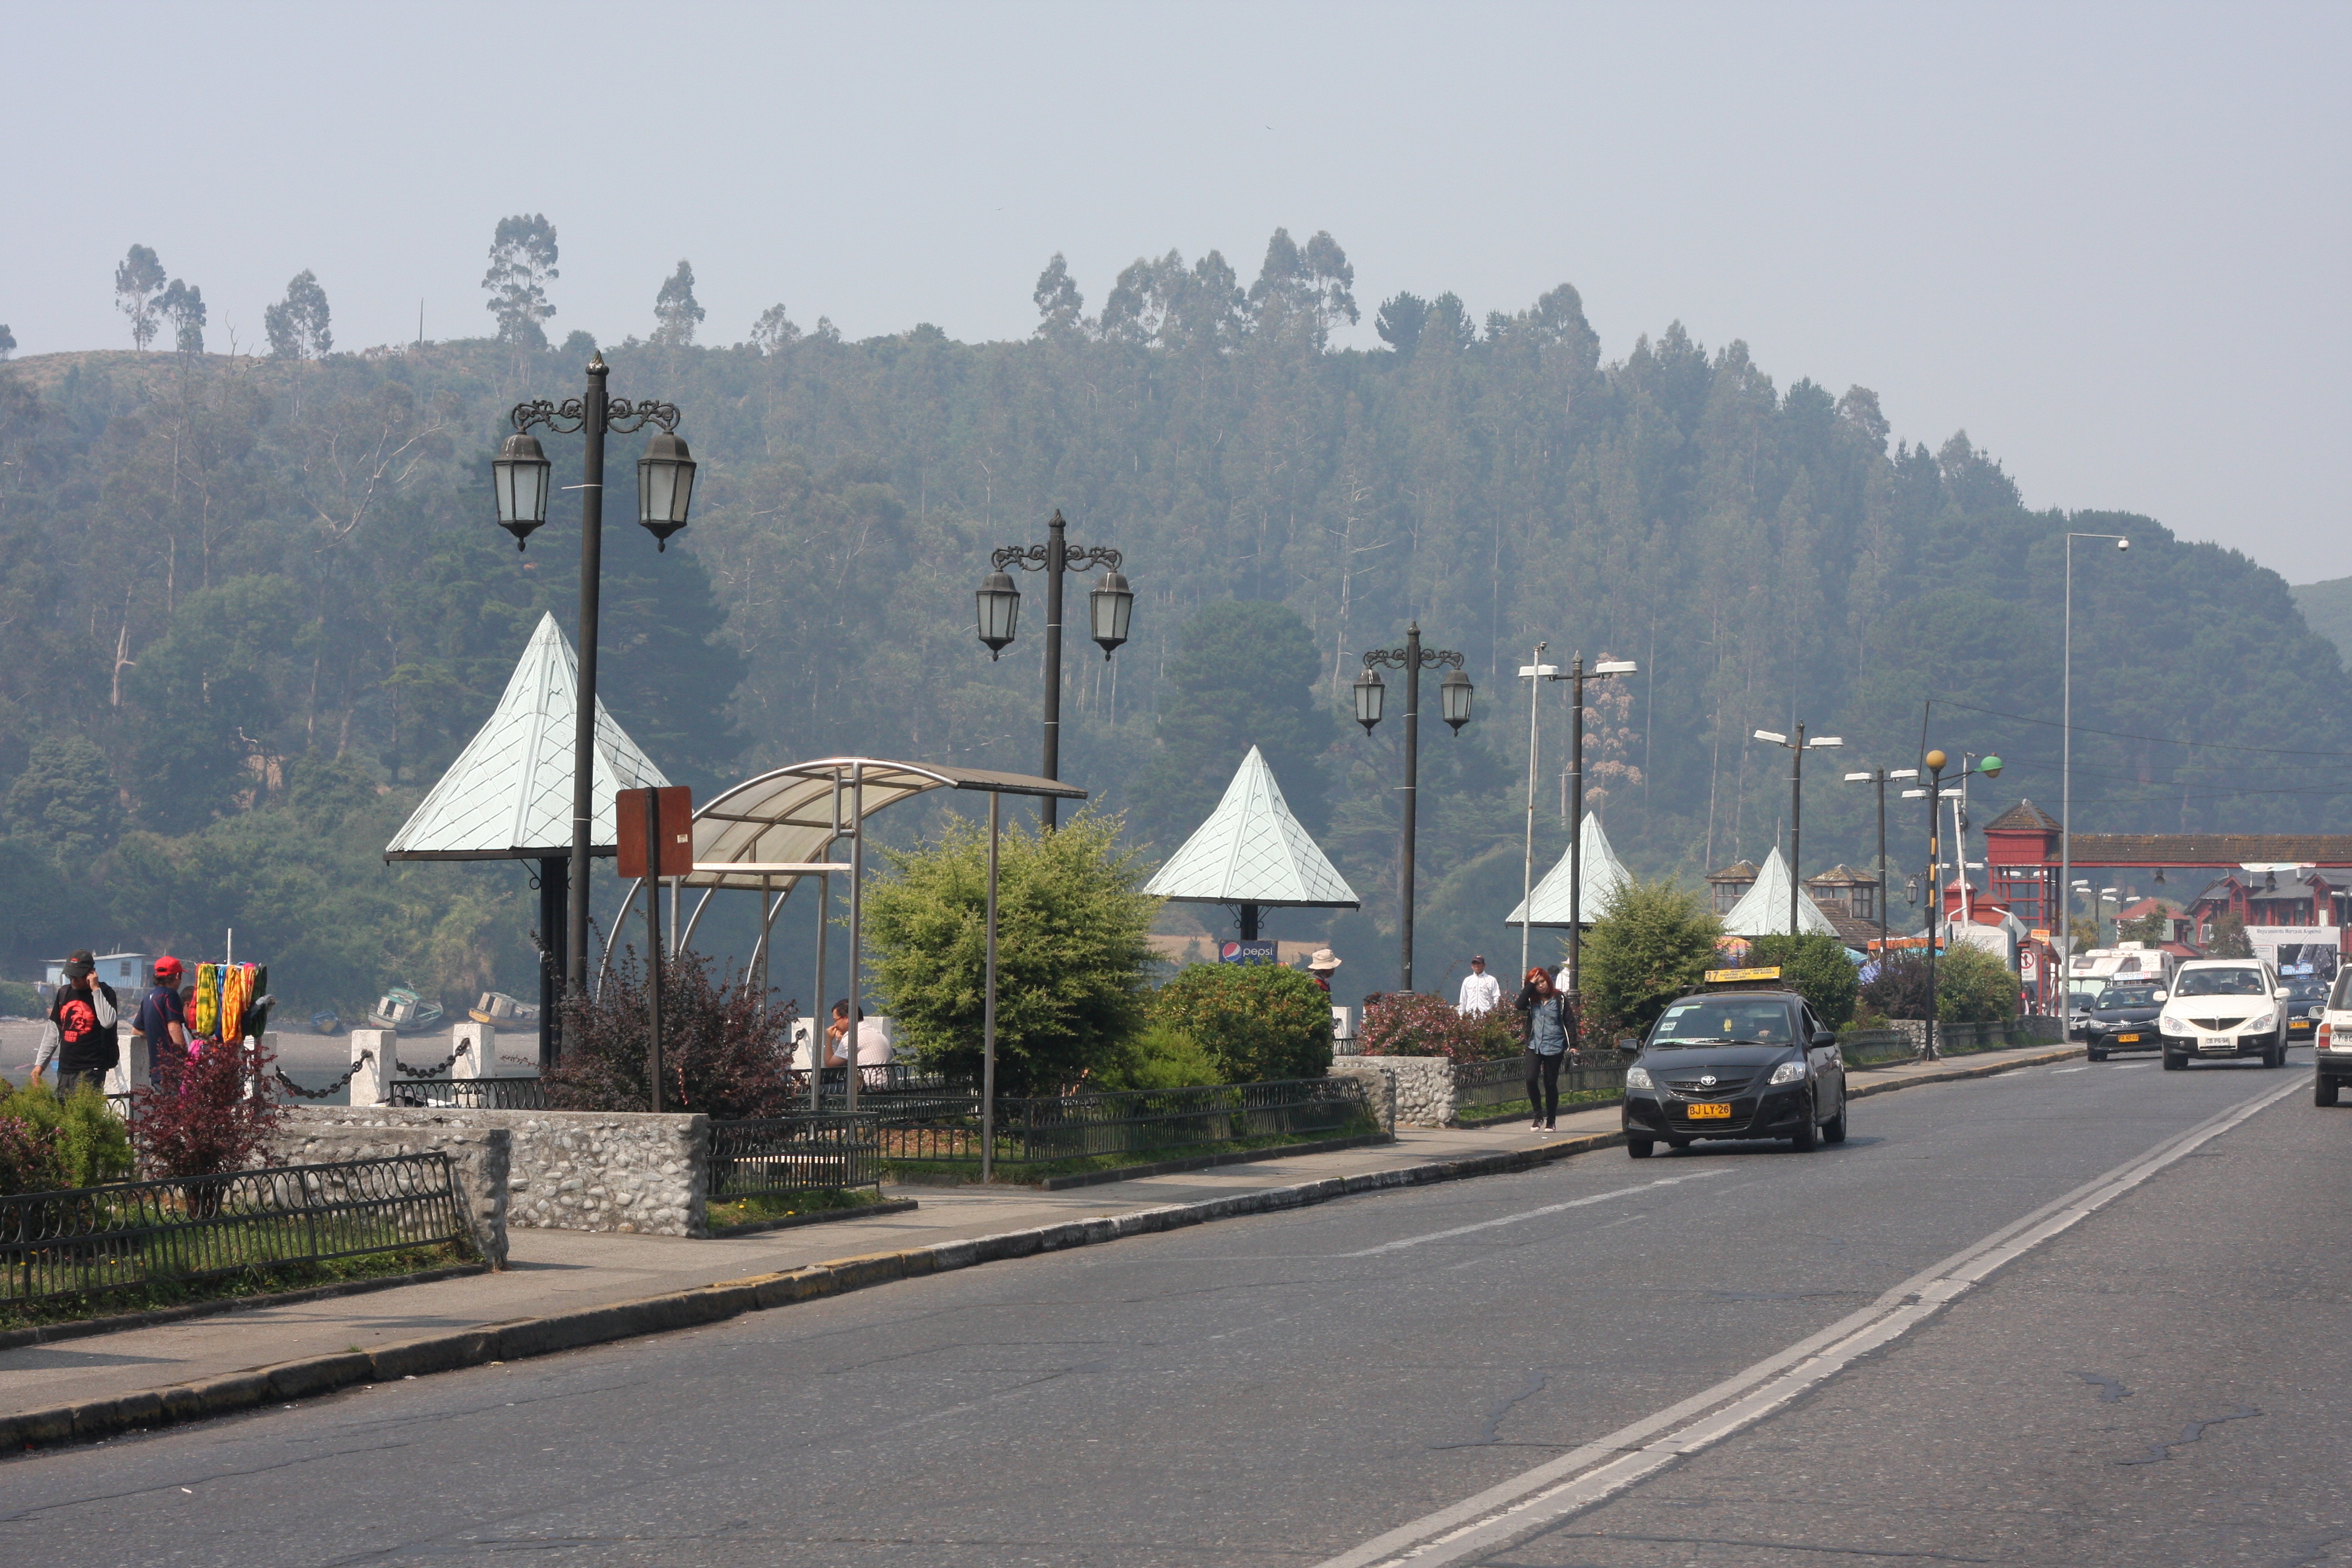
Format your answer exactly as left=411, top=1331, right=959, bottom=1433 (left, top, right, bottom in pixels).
left=2082, top=983, right=2167, bottom=1061
left=2317, top=969, right=2352, bottom=1106
left=2157, top=959, right=2290, bottom=1070
left=1619, top=974, right=1847, bottom=1157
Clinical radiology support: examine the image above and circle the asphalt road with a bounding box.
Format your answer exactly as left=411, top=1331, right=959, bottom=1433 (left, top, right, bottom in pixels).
left=1, top=1050, right=2339, bottom=1567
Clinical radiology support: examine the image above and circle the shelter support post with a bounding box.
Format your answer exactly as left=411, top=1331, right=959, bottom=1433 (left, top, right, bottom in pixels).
left=644, top=789, right=665, bottom=1113
left=538, top=856, right=567, bottom=1071
left=1240, top=904, right=1260, bottom=941
left=811, top=840, right=830, bottom=1112
left=984, top=792, right=1000, bottom=1184
left=847, top=762, right=864, bottom=1112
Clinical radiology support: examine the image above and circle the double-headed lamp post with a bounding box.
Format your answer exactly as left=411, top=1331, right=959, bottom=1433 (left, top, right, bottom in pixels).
left=492, top=351, right=696, bottom=1063
left=1353, top=622, right=1474, bottom=993
left=973, top=508, right=1134, bottom=829
left=1750, top=724, right=1842, bottom=933
left=1565, top=655, right=1637, bottom=992
left=1841, top=765, right=1919, bottom=953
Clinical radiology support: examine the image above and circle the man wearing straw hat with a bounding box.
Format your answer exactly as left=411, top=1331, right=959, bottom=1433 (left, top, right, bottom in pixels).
left=1304, top=947, right=1342, bottom=995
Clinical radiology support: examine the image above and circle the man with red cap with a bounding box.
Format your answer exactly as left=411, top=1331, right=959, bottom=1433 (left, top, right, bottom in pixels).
left=134, top=955, right=189, bottom=1086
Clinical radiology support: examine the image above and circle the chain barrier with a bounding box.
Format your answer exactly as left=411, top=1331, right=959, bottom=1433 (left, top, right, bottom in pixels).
left=273, top=1050, right=373, bottom=1101
left=395, top=1039, right=471, bottom=1078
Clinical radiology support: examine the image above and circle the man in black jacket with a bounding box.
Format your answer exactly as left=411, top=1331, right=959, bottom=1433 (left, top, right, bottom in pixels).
left=33, top=949, right=120, bottom=1095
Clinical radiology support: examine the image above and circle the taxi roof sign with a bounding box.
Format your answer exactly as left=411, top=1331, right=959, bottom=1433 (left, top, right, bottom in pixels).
left=1704, top=965, right=1784, bottom=985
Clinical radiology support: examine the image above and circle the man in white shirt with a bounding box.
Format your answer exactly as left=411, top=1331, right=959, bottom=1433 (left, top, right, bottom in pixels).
left=1457, top=955, right=1502, bottom=1016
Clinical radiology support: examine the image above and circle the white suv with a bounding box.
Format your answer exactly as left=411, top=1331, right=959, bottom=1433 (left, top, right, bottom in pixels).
left=2316, top=970, right=2352, bottom=1106
left=2158, top=959, right=2292, bottom=1071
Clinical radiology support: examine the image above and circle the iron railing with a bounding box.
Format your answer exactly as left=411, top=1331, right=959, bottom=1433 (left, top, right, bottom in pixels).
left=1451, top=1055, right=1627, bottom=1120
left=706, top=1112, right=881, bottom=1201
left=0, top=1153, right=467, bottom=1307
left=878, top=1076, right=1381, bottom=1173
left=385, top=1077, right=550, bottom=1109
left=1840, top=1028, right=1919, bottom=1068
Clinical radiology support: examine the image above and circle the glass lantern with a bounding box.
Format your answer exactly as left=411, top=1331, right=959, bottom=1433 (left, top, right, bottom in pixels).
left=493, top=433, right=551, bottom=549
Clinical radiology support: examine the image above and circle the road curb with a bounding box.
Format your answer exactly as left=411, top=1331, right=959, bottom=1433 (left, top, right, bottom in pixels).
left=0, top=1263, right=492, bottom=1355
left=0, top=1044, right=2079, bottom=1455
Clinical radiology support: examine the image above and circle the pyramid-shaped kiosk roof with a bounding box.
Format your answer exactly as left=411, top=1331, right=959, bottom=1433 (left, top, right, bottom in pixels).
left=1506, top=813, right=1633, bottom=927
left=1719, top=846, right=1841, bottom=938
left=384, top=612, right=669, bottom=861
left=1142, top=747, right=1359, bottom=908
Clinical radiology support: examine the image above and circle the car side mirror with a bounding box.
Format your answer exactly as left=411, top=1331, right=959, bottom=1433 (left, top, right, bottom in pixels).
left=2276, top=987, right=2293, bottom=1001
left=1616, top=1037, right=1641, bottom=1055
left=2152, top=990, right=2167, bottom=1002
left=1811, top=1030, right=1837, bottom=1048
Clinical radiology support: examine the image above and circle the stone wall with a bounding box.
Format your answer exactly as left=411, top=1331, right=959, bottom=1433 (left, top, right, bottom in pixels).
left=274, top=1108, right=512, bottom=1267
left=1332, top=1054, right=1459, bottom=1128
left=498, top=1111, right=708, bottom=1238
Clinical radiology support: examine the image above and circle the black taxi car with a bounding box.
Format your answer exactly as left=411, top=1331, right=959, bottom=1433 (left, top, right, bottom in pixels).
left=1620, top=968, right=1849, bottom=1157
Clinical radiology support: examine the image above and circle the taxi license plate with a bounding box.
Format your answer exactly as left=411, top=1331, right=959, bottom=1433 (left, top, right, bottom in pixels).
left=1687, top=1102, right=1733, bottom=1119
left=2199, top=1035, right=2233, bottom=1052
left=2115, top=1033, right=2140, bottom=1044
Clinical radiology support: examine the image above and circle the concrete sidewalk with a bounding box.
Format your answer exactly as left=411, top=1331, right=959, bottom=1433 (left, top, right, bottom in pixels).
left=0, top=1040, right=2076, bottom=1444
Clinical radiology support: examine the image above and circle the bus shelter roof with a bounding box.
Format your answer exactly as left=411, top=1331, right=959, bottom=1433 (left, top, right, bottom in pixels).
left=679, top=758, right=1086, bottom=893
left=1141, top=747, right=1359, bottom=909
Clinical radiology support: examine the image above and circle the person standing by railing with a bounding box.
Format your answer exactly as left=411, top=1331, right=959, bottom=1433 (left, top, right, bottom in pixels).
left=134, top=955, right=189, bottom=1086
left=30, top=950, right=119, bottom=1096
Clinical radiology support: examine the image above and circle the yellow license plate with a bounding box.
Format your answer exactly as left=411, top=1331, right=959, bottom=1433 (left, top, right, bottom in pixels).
left=1687, top=1102, right=1733, bottom=1119
left=2116, top=1033, right=2140, bottom=1043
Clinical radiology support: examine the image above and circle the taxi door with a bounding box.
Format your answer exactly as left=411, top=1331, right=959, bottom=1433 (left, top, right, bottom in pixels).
left=1803, top=1002, right=1845, bottom=1125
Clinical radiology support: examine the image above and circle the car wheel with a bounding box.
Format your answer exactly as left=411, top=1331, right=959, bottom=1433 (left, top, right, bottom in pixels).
left=1789, top=1100, right=1820, bottom=1152
left=1822, top=1100, right=1848, bottom=1144
left=2163, top=1051, right=2184, bottom=1071
left=2266, top=1037, right=2285, bottom=1069
left=1627, top=1137, right=1655, bottom=1159
left=2316, top=1076, right=2340, bottom=1108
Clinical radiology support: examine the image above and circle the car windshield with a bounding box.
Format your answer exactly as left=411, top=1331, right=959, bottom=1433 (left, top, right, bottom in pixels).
left=2172, top=967, right=2265, bottom=997
left=2097, top=988, right=2158, bottom=1008
left=1650, top=998, right=1797, bottom=1046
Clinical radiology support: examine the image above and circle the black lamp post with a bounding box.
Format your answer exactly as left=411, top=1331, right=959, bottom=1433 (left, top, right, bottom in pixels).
left=492, top=351, right=694, bottom=1063
left=1751, top=724, right=1843, bottom=933
left=1354, top=622, right=1474, bottom=992
left=974, top=509, right=1131, bottom=829
left=1843, top=765, right=1920, bottom=955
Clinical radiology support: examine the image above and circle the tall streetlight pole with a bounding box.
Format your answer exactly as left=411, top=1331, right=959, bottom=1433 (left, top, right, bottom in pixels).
left=1566, top=655, right=1638, bottom=993
left=1842, top=765, right=1919, bottom=953
left=1922, top=750, right=1947, bottom=1059
left=492, top=351, right=697, bottom=1065
left=1751, top=724, right=1843, bottom=932
left=974, top=509, right=1135, bottom=829
left=1517, top=644, right=1558, bottom=979
left=1353, top=622, right=1475, bottom=993
left=2061, top=531, right=2129, bottom=993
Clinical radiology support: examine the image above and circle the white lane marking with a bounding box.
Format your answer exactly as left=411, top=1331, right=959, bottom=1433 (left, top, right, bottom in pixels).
left=2050, top=1067, right=2089, bottom=1074
left=2112, top=1062, right=2152, bottom=1070
left=1309, top=1073, right=2305, bottom=1568
left=1339, top=1171, right=1731, bottom=1258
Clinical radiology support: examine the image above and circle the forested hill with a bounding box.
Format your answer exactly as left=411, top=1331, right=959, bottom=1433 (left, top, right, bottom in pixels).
left=1, top=237, right=2344, bottom=1005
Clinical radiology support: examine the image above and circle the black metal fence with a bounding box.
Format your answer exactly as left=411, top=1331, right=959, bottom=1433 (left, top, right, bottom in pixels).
left=385, top=1077, right=551, bottom=1109
left=706, top=1112, right=881, bottom=1201
left=1841, top=1017, right=2066, bottom=1068
left=876, top=1076, right=1380, bottom=1175
left=0, top=1153, right=468, bottom=1308
left=1451, top=1056, right=1627, bottom=1120
left=1840, top=1028, right=1919, bottom=1068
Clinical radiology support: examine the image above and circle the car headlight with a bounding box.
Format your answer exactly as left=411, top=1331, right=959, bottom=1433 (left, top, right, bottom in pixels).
left=1625, top=1065, right=1653, bottom=1089
left=1768, top=1059, right=1806, bottom=1086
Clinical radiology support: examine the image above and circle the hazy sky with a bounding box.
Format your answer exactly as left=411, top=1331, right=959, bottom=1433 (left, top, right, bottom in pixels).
left=9, top=2, right=2345, bottom=578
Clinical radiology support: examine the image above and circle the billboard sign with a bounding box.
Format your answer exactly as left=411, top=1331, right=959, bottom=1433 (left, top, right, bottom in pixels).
left=1219, top=940, right=1279, bottom=965
left=2245, top=926, right=2341, bottom=979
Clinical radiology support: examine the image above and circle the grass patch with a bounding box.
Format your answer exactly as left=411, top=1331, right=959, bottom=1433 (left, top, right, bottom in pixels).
left=704, top=1187, right=887, bottom=1229
left=0, top=1241, right=474, bottom=1333
left=884, top=1122, right=1383, bottom=1186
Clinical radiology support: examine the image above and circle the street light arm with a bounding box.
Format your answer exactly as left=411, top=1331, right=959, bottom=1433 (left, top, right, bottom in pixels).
left=994, top=542, right=1123, bottom=572
left=511, top=396, right=681, bottom=436
left=1363, top=645, right=1465, bottom=670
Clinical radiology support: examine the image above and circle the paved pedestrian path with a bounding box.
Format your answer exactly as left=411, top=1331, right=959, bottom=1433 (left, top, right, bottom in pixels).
left=0, top=1041, right=2074, bottom=1428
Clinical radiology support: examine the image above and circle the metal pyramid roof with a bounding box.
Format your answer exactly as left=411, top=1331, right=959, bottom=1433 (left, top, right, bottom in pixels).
left=1142, top=747, right=1359, bottom=908
left=384, top=612, right=669, bottom=861
left=1506, top=813, right=1632, bottom=927
left=1719, top=846, right=1841, bottom=938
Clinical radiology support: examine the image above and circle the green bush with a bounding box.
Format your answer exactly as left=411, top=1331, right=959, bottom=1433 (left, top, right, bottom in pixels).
left=1746, top=933, right=1861, bottom=1029
left=1149, top=963, right=1334, bottom=1082
left=1935, top=942, right=2020, bottom=1023
left=865, top=812, right=1158, bottom=1097
left=1583, top=878, right=1724, bottom=1036
left=0, top=1081, right=135, bottom=1194
left=1089, top=1023, right=1229, bottom=1092
left=0, top=979, right=41, bottom=1018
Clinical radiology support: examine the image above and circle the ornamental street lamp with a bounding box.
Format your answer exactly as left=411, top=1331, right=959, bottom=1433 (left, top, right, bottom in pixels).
left=973, top=509, right=1131, bottom=829
left=1564, top=656, right=1637, bottom=992
left=2060, top=532, right=2129, bottom=995
left=1842, top=765, right=1920, bottom=954
left=493, top=351, right=695, bottom=1063
left=1751, top=725, right=1843, bottom=935
left=1356, top=621, right=1473, bottom=992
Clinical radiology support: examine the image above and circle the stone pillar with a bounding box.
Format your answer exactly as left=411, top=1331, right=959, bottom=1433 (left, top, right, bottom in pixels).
left=453, top=1020, right=496, bottom=1080
left=349, top=1029, right=396, bottom=1105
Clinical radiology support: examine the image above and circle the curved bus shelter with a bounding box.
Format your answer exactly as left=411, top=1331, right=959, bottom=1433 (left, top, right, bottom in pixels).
left=604, top=757, right=1084, bottom=1112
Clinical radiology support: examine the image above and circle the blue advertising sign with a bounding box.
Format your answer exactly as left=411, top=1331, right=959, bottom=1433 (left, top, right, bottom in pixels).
left=1219, top=940, right=1279, bottom=965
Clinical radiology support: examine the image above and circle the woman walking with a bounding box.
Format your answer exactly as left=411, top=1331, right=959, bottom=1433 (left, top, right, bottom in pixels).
left=1516, top=966, right=1582, bottom=1131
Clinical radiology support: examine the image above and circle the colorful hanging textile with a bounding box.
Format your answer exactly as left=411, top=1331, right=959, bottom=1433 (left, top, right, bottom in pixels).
left=220, top=964, right=251, bottom=1045
left=192, top=963, right=220, bottom=1039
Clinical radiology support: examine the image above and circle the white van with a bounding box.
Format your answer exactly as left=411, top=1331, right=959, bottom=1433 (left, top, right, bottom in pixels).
left=2157, top=958, right=2291, bottom=1071
left=2315, top=970, right=2352, bottom=1105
